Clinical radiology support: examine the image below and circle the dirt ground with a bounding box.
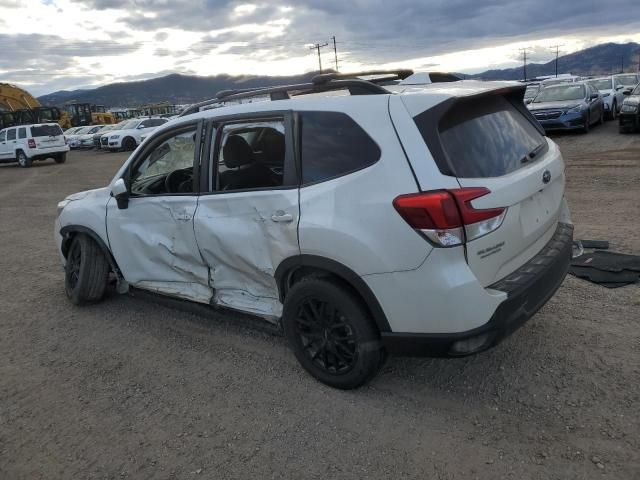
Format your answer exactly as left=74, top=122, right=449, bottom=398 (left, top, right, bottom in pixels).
left=1, top=120, right=638, bottom=479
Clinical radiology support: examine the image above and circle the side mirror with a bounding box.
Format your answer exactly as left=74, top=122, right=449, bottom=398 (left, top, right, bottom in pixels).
left=111, top=178, right=129, bottom=209
left=525, top=98, right=532, bottom=104
left=623, top=90, right=631, bottom=96
left=590, top=93, right=599, bottom=100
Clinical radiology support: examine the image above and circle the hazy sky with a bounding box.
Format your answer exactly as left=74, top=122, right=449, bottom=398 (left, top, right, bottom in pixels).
left=1, top=0, right=640, bottom=95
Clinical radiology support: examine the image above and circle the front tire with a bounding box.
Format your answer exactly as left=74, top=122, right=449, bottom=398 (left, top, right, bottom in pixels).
left=582, top=113, right=590, bottom=133
left=610, top=100, right=617, bottom=120
left=64, top=234, right=110, bottom=305
left=17, top=150, right=31, bottom=168
left=282, top=277, right=384, bottom=389
left=122, top=137, right=136, bottom=151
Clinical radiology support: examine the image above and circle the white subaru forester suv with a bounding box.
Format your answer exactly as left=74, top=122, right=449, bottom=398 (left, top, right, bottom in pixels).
left=55, top=72, right=573, bottom=389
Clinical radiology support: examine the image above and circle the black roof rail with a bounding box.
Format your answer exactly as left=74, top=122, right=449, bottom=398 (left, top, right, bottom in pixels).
left=179, top=78, right=389, bottom=117
left=312, top=69, right=414, bottom=85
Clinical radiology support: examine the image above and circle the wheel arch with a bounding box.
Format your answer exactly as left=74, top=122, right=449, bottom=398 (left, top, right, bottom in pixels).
left=275, top=255, right=391, bottom=332
left=60, top=225, right=123, bottom=280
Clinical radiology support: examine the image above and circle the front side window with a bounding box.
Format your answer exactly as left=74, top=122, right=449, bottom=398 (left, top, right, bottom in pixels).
left=7, top=129, right=15, bottom=141
left=300, top=111, right=381, bottom=185
left=130, top=127, right=198, bottom=195
left=214, top=119, right=289, bottom=191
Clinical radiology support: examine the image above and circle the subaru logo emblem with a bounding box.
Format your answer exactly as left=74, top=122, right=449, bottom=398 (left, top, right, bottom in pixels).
left=542, top=170, right=551, bottom=184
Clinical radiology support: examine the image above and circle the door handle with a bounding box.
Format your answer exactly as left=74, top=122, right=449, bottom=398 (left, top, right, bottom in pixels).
left=271, top=212, right=293, bottom=223
left=175, top=212, right=193, bottom=221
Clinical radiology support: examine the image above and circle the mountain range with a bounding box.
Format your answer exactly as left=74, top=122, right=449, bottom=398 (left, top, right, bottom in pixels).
left=37, top=42, right=640, bottom=107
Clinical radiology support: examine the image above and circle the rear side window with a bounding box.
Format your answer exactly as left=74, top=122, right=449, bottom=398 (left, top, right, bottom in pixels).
left=415, top=96, right=546, bottom=178
left=300, top=111, right=380, bottom=185
left=30, top=125, right=63, bottom=137
left=18, top=127, right=26, bottom=139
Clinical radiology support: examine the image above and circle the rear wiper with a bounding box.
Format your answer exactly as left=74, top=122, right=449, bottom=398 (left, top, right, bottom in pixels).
left=521, top=143, right=545, bottom=163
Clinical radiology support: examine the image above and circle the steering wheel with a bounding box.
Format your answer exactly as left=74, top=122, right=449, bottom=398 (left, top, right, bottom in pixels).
left=164, top=168, right=193, bottom=194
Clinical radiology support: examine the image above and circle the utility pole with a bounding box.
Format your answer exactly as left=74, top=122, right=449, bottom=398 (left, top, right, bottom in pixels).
left=332, top=36, right=339, bottom=72
left=550, top=45, right=563, bottom=77
left=310, top=42, right=329, bottom=74
left=621, top=55, right=624, bottom=73
left=518, top=48, right=529, bottom=81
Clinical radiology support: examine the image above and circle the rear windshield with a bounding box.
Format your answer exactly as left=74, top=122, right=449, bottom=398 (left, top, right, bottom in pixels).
left=30, top=124, right=63, bottom=137
left=415, top=95, right=546, bottom=178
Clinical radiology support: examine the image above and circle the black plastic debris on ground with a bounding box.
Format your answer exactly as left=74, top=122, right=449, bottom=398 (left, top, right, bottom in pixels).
left=570, top=250, right=640, bottom=288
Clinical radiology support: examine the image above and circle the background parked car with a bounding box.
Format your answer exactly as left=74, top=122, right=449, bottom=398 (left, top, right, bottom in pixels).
left=74, top=125, right=111, bottom=149
left=613, top=73, right=640, bottom=94
left=100, top=117, right=168, bottom=151
left=0, top=123, right=69, bottom=167
left=528, top=82, right=604, bottom=132
left=524, top=82, right=540, bottom=104
left=587, top=76, right=626, bottom=120
left=92, top=123, right=118, bottom=148
left=619, top=82, right=640, bottom=133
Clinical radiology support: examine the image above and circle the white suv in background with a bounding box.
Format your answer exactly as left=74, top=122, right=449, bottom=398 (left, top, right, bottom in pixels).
left=0, top=123, right=69, bottom=167
left=54, top=74, right=573, bottom=389
left=587, top=77, right=626, bottom=120
left=100, top=117, right=167, bottom=151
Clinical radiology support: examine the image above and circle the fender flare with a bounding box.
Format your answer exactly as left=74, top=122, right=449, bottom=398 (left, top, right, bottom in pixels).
left=59, top=225, right=124, bottom=282
left=275, top=254, right=391, bottom=332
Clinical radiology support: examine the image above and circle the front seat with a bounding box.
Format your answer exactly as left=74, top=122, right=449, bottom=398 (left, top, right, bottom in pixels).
left=219, top=135, right=273, bottom=190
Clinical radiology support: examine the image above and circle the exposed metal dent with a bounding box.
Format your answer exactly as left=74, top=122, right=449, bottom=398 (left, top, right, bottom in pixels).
left=195, top=190, right=300, bottom=321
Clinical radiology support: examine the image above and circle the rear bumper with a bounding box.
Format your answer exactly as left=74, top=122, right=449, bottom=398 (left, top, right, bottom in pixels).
left=381, top=222, right=573, bottom=356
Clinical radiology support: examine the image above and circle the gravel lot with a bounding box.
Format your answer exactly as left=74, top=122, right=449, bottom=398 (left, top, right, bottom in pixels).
left=1, top=120, right=638, bottom=479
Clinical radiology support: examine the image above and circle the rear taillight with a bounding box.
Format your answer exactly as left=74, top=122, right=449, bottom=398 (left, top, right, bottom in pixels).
left=27, top=138, right=36, bottom=148
left=393, top=187, right=506, bottom=247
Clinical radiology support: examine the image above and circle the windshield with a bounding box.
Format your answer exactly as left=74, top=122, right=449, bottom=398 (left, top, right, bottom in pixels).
left=74, top=127, right=92, bottom=134
left=534, top=84, right=585, bottom=103
left=121, top=120, right=140, bottom=130
left=589, top=79, right=612, bottom=91
left=616, top=74, right=639, bottom=86
left=524, top=85, right=539, bottom=98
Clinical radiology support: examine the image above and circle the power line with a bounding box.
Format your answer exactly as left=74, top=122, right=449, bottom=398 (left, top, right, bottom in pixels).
left=309, top=42, right=328, bottom=73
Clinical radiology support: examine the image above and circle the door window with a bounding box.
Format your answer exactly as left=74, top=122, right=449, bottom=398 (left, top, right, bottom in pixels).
left=0, top=131, right=5, bottom=142
left=18, top=127, right=26, bottom=139
left=7, top=129, right=16, bottom=141
left=213, top=119, right=292, bottom=191
left=130, top=126, right=199, bottom=195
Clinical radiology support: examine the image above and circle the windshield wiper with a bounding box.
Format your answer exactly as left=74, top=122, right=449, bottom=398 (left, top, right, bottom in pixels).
left=520, top=143, right=545, bottom=164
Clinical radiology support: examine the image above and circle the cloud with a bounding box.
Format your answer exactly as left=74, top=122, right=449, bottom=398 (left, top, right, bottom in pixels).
left=4, top=0, right=640, bottom=95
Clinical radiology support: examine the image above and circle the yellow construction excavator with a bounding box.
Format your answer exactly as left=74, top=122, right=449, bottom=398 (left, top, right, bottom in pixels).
left=0, top=82, right=69, bottom=129
left=1, top=83, right=117, bottom=129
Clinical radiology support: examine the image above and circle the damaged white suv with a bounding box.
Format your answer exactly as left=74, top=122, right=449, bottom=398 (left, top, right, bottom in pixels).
left=55, top=73, right=573, bottom=389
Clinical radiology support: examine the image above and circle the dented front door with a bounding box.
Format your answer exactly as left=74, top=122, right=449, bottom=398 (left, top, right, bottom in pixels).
left=106, top=195, right=211, bottom=302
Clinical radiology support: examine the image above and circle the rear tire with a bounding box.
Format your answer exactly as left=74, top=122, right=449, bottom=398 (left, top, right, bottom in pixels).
left=17, top=150, right=31, bottom=168
left=598, top=107, right=604, bottom=125
left=64, top=234, right=110, bottom=305
left=282, top=277, right=385, bottom=389
left=54, top=153, right=67, bottom=164
left=122, top=137, right=136, bottom=151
